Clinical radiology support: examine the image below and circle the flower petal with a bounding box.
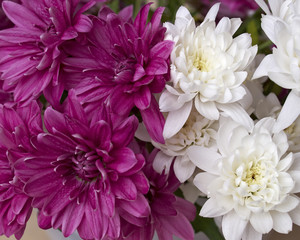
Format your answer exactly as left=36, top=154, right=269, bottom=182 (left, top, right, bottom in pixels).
left=163, top=101, right=192, bottom=139
left=222, top=211, right=248, bottom=240
left=250, top=212, right=273, bottom=234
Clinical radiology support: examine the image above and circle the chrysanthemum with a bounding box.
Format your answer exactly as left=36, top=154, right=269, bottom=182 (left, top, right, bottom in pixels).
left=160, top=4, right=257, bottom=138
left=253, top=0, right=300, bottom=132
left=119, top=145, right=196, bottom=240
left=0, top=101, right=43, bottom=239
left=14, top=91, right=150, bottom=240
left=201, top=0, right=258, bottom=18
left=191, top=117, right=300, bottom=240
left=0, top=0, right=98, bottom=105
left=62, top=3, right=173, bottom=143
left=152, top=108, right=218, bottom=183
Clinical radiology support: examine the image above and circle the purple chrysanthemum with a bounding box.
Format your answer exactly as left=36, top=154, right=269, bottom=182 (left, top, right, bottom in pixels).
left=14, top=90, right=150, bottom=240
left=119, top=144, right=196, bottom=240
left=0, top=101, right=43, bottom=239
left=63, top=3, right=174, bottom=144
left=0, top=0, right=100, bottom=105
left=200, top=0, right=258, bottom=18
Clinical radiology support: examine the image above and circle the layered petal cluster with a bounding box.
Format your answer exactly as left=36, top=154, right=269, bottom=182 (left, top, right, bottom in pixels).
left=0, top=101, right=43, bottom=239
left=192, top=117, right=300, bottom=240
left=14, top=91, right=150, bottom=240
left=119, top=146, right=196, bottom=240
left=161, top=4, right=257, bottom=139
left=152, top=108, right=218, bottom=183
left=0, top=0, right=99, bottom=104
left=63, top=3, right=173, bottom=143
left=253, top=0, right=300, bottom=132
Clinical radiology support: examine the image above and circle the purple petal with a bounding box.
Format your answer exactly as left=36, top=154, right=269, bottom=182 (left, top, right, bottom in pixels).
left=111, top=115, right=138, bottom=148
left=150, top=6, right=165, bottom=33
left=150, top=40, right=174, bottom=60
left=140, top=96, right=165, bottom=144
left=74, top=15, right=93, bottom=33
left=146, top=57, right=168, bottom=75
left=108, top=147, right=138, bottom=174
left=24, top=171, right=63, bottom=197
left=49, top=6, right=67, bottom=34
left=111, top=177, right=137, bottom=200
left=118, top=193, right=150, bottom=218
left=130, top=172, right=149, bottom=194
left=42, top=180, right=78, bottom=216
left=2, top=1, right=45, bottom=29
left=61, top=202, right=85, bottom=237
left=118, top=5, right=133, bottom=22
left=134, top=3, right=151, bottom=35
left=134, top=86, right=151, bottom=110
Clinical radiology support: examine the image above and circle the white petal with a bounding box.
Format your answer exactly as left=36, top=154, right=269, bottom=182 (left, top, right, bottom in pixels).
left=187, top=146, right=221, bottom=174
left=270, top=211, right=292, bottom=234
left=269, top=72, right=299, bottom=89
left=241, top=224, right=262, bottom=240
left=163, top=101, right=192, bottom=139
left=255, top=0, right=271, bottom=14
left=261, top=16, right=279, bottom=43
left=250, top=212, right=273, bottom=234
left=289, top=171, right=300, bottom=193
left=135, top=123, right=152, bottom=142
left=174, top=155, right=196, bottom=183
left=273, top=91, right=300, bottom=133
left=290, top=153, right=300, bottom=171
left=204, top=3, right=220, bottom=22
left=175, top=6, right=193, bottom=21
left=277, top=153, right=293, bottom=172
left=200, top=198, right=230, bottom=218
left=193, top=172, right=217, bottom=195
left=159, top=90, right=183, bottom=112
left=218, top=103, right=254, bottom=131
left=152, top=151, right=174, bottom=174
left=217, top=117, right=248, bottom=156
left=252, top=55, right=278, bottom=80
left=195, top=97, right=219, bottom=120
left=215, top=17, right=231, bottom=34
left=222, top=211, right=248, bottom=240
left=180, top=181, right=201, bottom=203
left=289, top=204, right=300, bottom=226
left=275, top=195, right=299, bottom=212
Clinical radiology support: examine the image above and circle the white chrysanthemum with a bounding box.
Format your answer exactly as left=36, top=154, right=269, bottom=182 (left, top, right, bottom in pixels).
left=153, top=109, right=218, bottom=182
left=253, top=0, right=300, bottom=132
left=191, top=117, right=300, bottom=240
left=160, top=4, right=257, bottom=138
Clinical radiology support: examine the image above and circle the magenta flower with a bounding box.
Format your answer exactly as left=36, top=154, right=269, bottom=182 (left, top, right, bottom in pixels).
left=0, top=0, right=99, bottom=105
left=63, top=3, right=174, bottom=144
left=200, top=0, right=258, bottom=18
left=119, top=145, right=196, bottom=240
left=0, top=101, right=43, bottom=239
left=14, top=91, right=150, bottom=239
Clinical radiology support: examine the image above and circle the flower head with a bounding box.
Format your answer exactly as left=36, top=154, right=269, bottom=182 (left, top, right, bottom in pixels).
left=160, top=4, right=257, bottom=138
left=63, top=3, right=174, bottom=143
left=0, top=101, right=43, bottom=239
left=192, top=117, right=300, bottom=239
left=0, top=0, right=98, bottom=105
left=119, top=145, right=196, bottom=240
left=152, top=108, right=218, bottom=182
left=14, top=91, right=150, bottom=239
left=253, top=0, right=300, bottom=132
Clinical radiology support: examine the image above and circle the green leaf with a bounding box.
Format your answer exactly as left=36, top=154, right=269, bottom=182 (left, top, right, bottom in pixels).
left=192, top=203, right=225, bottom=240
left=247, top=19, right=259, bottom=45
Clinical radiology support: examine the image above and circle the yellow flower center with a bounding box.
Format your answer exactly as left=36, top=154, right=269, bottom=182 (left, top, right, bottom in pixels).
left=243, top=161, right=264, bottom=186
left=193, top=53, right=209, bottom=72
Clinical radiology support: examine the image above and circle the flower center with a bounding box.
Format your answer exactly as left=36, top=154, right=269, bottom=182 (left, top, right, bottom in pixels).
left=193, top=52, right=210, bottom=72
left=72, top=151, right=100, bottom=181
left=243, top=161, right=264, bottom=186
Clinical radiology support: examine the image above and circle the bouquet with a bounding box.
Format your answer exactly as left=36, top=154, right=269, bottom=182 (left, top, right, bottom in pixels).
left=0, top=0, right=300, bottom=240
